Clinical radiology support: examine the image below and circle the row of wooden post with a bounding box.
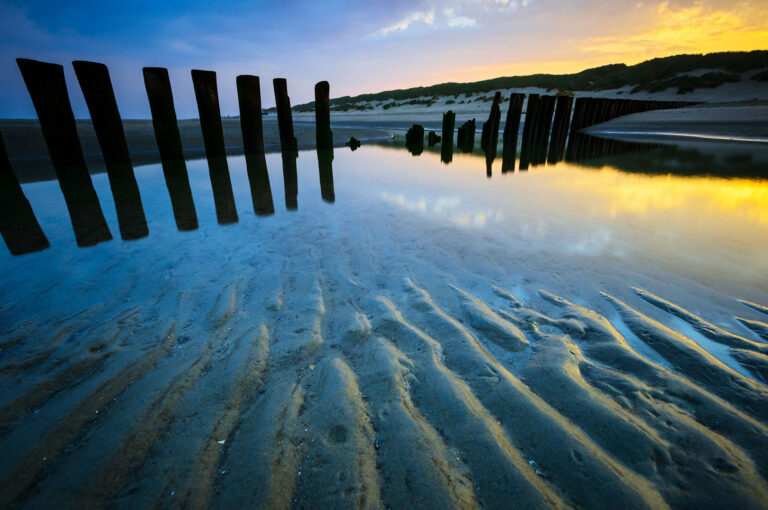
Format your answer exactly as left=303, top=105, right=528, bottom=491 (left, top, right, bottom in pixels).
left=438, top=93, right=696, bottom=171
left=1, top=58, right=335, bottom=255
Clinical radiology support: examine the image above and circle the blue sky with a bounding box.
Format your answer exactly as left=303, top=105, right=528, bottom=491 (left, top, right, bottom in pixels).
left=1, top=0, right=766, bottom=118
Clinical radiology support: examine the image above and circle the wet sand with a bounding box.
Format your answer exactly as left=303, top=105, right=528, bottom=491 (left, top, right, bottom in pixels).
left=1, top=147, right=767, bottom=508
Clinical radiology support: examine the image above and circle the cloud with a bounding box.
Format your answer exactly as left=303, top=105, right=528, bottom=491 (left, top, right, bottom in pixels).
left=376, top=9, right=436, bottom=36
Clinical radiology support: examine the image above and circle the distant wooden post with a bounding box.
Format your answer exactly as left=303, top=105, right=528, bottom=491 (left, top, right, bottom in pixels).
left=315, top=81, right=333, bottom=150
left=501, top=93, right=524, bottom=172
left=441, top=110, right=455, bottom=164
left=0, top=132, right=49, bottom=255
left=533, top=95, right=556, bottom=164
left=16, top=58, right=112, bottom=247
left=191, top=69, right=238, bottom=225
left=237, top=75, right=266, bottom=154
left=457, top=119, right=476, bottom=153
left=273, top=78, right=297, bottom=152
left=143, top=67, right=198, bottom=230
left=481, top=92, right=502, bottom=157
left=73, top=60, right=148, bottom=240
left=547, top=95, right=573, bottom=163
left=519, top=94, right=540, bottom=170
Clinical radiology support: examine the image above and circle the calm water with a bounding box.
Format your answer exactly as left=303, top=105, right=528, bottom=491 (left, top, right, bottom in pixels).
left=2, top=137, right=768, bottom=508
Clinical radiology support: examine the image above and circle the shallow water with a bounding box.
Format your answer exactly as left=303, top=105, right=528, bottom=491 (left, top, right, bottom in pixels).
left=1, top=140, right=768, bottom=508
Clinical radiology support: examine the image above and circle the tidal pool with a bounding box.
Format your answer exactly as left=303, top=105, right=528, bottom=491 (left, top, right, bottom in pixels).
left=1, top=139, right=768, bottom=509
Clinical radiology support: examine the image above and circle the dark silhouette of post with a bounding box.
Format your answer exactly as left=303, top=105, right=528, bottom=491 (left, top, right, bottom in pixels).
left=191, top=69, right=238, bottom=225
left=501, top=93, right=524, bottom=172
left=548, top=95, right=573, bottom=163
left=315, top=81, right=333, bottom=150
left=519, top=94, right=540, bottom=170
left=273, top=78, right=298, bottom=209
left=237, top=75, right=274, bottom=216
left=481, top=92, right=502, bottom=158
left=273, top=78, right=297, bottom=152
left=441, top=110, right=455, bottom=164
left=237, top=75, right=266, bottom=155
left=143, top=67, right=198, bottom=231
left=17, top=58, right=112, bottom=247
left=533, top=95, right=556, bottom=165
left=405, top=124, right=425, bottom=156
left=0, top=133, right=49, bottom=255
left=457, top=119, right=476, bottom=153
left=72, top=60, right=148, bottom=240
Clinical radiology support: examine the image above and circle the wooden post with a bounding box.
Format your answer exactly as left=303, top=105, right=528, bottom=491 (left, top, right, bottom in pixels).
left=17, top=58, right=112, bottom=247
left=501, top=93, right=524, bottom=172
left=406, top=124, right=425, bottom=156
left=519, top=94, right=539, bottom=170
left=73, top=60, right=148, bottom=240
left=143, top=67, right=198, bottom=231
left=236, top=75, right=266, bottom=154
left=237, top=75, right=274, bottom=215
left=481, top=92, right=502, bottom=158
left=281, top=152, right=298, bottom=210
left=191, top=69, right=238, bottom=225
left=315, top=81, right=333, bottom=150
left=547, top=95, right=573, bottom=163
left=533, top=95, right=556, bottom=164
left=273, top=78, right=297, bottom=152
left=0, top=132, right=49, bottom=255
left=441, top=110, right=455, bottom=164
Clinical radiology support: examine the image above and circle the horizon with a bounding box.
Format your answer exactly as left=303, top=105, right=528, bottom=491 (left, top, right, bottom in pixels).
left=1, top=0, right=767, bottom=119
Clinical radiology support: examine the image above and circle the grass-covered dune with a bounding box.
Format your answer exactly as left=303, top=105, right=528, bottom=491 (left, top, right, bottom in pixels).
left=294, top=51, right=768, bottom=112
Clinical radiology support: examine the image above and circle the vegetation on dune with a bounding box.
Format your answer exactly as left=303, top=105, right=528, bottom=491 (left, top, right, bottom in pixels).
left=293, top=51, right=768, bottom=112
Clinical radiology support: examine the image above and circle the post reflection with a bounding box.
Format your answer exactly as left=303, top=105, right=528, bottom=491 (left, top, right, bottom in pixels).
left=0, top=133, right=49, bottom=255
left=317, top=148, right=335, bottom=203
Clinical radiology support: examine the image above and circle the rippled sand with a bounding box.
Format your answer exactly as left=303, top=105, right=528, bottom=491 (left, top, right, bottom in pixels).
left=1, top=147, right=767, bottom=508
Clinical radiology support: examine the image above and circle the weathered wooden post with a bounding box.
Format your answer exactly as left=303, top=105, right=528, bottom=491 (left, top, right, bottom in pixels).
left=406, top=124, right=425, bottom=156
left=273, top=78, right=298, bottom=152
left=17, top=58, right=112, bottom=247
left=456, top=119, right=476, bottom=153
left=547, top=95, right=573, bottom=163
left=73, top=60, right=148, bottom=240
left=501, top=93, right=524, bottom=172
left=143, top=67, right=198, bottom=230
left=519, top=93, right=539, bottom=170
left=236, top=75, right=274, bottom=216
left=441, top=111, right=455, bottom=164
left=0, top=132, right=49, bottom=255
left=191, top=69, right=238, bottom=225
left=533, top=95, right=556, bottom=164
left=315, top=81, right=333, bottom=150
left=237, top=75, right=266, bottom=155
left=481, top=92, right=502, bottom=157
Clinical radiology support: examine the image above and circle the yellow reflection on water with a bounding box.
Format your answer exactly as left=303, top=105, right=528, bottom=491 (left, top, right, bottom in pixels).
left=556, top=167, right=768, bottom=226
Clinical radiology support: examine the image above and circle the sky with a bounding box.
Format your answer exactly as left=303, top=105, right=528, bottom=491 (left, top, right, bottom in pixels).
left=1, top=0, right=767, bottom=118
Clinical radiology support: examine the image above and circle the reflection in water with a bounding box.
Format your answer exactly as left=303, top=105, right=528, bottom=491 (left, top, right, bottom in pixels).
left=317, top=148, right=335, bottom=203
left=0, top=134, right=49, bottom=255
left=161, top=158, right=199, bottom=231
left=208, top=156, right=239, bottom=224
left=244, top=152, right=275, bottom=216
left=281, top=149, right=299, bottom=210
